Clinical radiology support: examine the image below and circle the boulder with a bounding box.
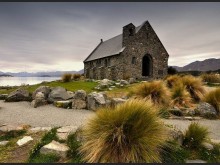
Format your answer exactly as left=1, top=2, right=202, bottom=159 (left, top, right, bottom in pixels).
left=0, top=94, right=8, bottom=100
left=87, top=92, right=107, bottom=111
left=72, top=99, right=87, bottom=109
left=16, top=136, right=33, bottom=146
left=128, top=78, right=136, bottom=84
left=111, top=98, right=127, bottom=106
left=54, top=100, right=72, bottom=109
left=120, top=80, right=129, bottom=85
left=67, top=91, right=75, bottom=98
left=5, top=88, right=31, bottom=102
left=29, top=127, right=52, bottom=133
left=32, top=86, right=51, bottom=99
left=31, top=92, right=47, bottom=108
left=73, top=90, right=86, bottom=100
left=195, top=102, right=217, bottom=117
left=40, top=140, right=69, bottom=158
left=48, top=87, right=73, bottom=103
left=57, top=126, right=78, bottom=141
left=0, top=141, right=9, bottom=146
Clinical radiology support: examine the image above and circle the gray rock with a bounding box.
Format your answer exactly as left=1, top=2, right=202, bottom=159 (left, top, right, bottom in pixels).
left=16, top=136, right=33, bottom=146
left=195, top=102, right=217, bottom=117
left=0, top=94, right=8, bottom=100
left=48, top=87, right=73, bottom=103
left=73, top=90, right=87, bottom=100
left=57, top=126, right=78, bottom=141
left=5, top=88, right=31, bottom=102
left=31, top=92, right=47, bottom=108
left=29, top=127, right=52, bottom=133
left=186, top=159, right=207, bottom=163
left=67, top=91, right=75, bottom=98
left=202, top=142, right=214, bottom=150
left=168, top=129, right=184, bottom=146
left=0, top=141, right=9, bottom=146
left=54, top=100, right=72, bottom=109
left=111, top=98, right=127, bottom=106
left=40, top=140, right=69, bottom=158
left=128, top=78, right=136, bottom=84
left=120, top=80, right=129, bottom=85
left=32, top=86, right=51, bottom=99
left=87, top=92, right=107, bottom=111
left=72, top=99, right=87, bottom=109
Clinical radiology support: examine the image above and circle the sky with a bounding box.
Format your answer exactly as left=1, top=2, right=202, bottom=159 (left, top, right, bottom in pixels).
left=0, top=2, right=220, bottom=73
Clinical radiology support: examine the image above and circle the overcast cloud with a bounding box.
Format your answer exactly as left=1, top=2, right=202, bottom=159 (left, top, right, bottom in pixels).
left=0, top=2, right=220, bottom=72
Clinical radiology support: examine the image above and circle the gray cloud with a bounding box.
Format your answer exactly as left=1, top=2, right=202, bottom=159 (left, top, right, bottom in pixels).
left=0, top=2, right=220, bottom=72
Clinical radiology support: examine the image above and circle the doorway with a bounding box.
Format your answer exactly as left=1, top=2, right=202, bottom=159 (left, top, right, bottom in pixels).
left=142, top=54, right=152, bottom=76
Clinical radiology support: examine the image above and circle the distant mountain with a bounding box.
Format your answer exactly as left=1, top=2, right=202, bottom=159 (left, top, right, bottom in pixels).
left=0, top=70, right=84, bottom=77
left=171, top=58, right=220, bottom=72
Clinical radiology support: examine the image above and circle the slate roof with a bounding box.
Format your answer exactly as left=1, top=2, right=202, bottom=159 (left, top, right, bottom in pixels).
left=84, top=21, right=147, bottom=62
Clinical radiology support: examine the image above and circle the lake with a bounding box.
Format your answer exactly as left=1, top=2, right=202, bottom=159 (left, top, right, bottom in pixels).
left=0, top=77, right=60, bottom=86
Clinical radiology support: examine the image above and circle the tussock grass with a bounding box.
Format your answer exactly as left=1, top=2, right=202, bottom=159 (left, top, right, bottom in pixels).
left=201, top=73, right=220, bottom=83
left=165, top=75, right=182, bottom=88
left=203, top=88, right=220, bottom=114
left=181, top=75, right=206, bottom=102
left=183, top=122, right=209, bottom=149
left=79, top=99, right=167, bottom=163
left=62, top=73, right=72, bottom=82
left=170, top=83, right=192, bottom=108
left=130, top=81, right=170, bottom=106
left=72, top=74, right=81, bottom=80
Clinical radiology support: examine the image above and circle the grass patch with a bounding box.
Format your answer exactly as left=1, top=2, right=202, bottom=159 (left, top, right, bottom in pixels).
left=0, top=80, right=98, bottom=95
left=201, top=73, right=220, bottom=83
left=28, top=153, right=60, bottom=163
left=28, top=127, right=59, bottom=162
left=66, top=133, right=83, bottom=163
left=198, top=144, right=220, bottom=163
left=0, top=130, right=26, bottom=141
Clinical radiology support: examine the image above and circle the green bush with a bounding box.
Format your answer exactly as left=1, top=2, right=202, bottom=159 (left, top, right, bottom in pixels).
left=62, top=73, right=72, bottom=82
left=130, top=81, right=170, bottom=106
left=72, top=74, right=81, bottom=80
left=203, top=88, right=220, bottom=114
left=79, top=99, right=167, bottom=163
left=183, top=123, right=209, bottom=149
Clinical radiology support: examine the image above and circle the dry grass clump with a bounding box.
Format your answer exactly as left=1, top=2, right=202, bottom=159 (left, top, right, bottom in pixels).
left=79, top=99, right=167, bottom=163
left=170, top=83, right=192, bottom=108
left=203, top=88, right=220, bottom=114
left=183, top=122, right=209, bottom=149
left=72, top=74, right=81, bottom=80
left=62, top=73, right=72, bottom=82
left=130, top=81, right=170, bottom=106
left=181, top=75, right=206, bottom=102
left=165, top=75, right=182, bottom=88
left=201, top=73, right=220, bottom=83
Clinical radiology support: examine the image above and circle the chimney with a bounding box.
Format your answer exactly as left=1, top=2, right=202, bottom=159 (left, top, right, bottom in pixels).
left=100, top=39, right=103, bottom=43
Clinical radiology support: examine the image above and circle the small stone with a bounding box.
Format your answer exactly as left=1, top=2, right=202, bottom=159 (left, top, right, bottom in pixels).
left=128, top=78, right=136, bottom=84
left=54, top=100, right=72, bottom=109
left=57, top=133, right=69, bottom=141
left=72, top=99, right=86, bottom=109
left=111, top=98, right=127, bottom=106
left=210, top=139, right=220, bottom=144
left=186, top=159, right=207, bottom=163
left=0, top=124, right=24, bottom=133
left=73, top=90, right=87, bottom=100
left=0, top=141, right=9, bottom=146
left=16, top=136, right=33, bottom=146
left=183, top=116, right=194, bottom=121
left=120, top=80, right=129, bottom=85
left=202, top=142, right=214, bottom=150
left=40, top=140, right=69, bottom=158
left=29, top=127, right=52, bottom=133
left=57, top=126, right=78, bottom=134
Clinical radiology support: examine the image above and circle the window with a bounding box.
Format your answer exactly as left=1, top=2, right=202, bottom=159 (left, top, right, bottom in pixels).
left=132, top=57, right=136, bottom=64
left=129, top=28, right=134, bottom=36
left=105, top=58, right=111, bottom=67
left=96, top=59, right=101, bottom=67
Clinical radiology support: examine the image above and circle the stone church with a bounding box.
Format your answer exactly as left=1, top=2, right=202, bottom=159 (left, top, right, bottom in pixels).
left=83, top=20, right=169, bottom=80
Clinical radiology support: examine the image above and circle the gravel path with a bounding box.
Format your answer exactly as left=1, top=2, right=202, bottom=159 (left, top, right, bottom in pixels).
left=0, top=100, right=95, bottom=127
left=0, top=100, right=220, bottom=140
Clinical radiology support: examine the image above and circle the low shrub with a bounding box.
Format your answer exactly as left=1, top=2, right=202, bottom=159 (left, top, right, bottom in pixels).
left=79, top=99, right=167, bottom=163
left=181, top=75, right=206, bottom=102
left=203, top=88, right=220, bottom=114
left=62, top=73, right=72, bottom=82
left=198, top=144, right=220, bottom=163
left=170, top=83, right=192, bottom=108
left=72, top=74, right=81, bottom=80
left=130, top=81, right=170, bottom=106
left=183, top=122, right=209, bottom=149
left=0, top=130, right=26, bottom=141
left=201, top=73, right=220, bottom=83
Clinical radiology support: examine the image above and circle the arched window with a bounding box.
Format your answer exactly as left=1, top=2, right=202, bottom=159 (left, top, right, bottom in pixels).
left=142, top=54, right=152, bottom=76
